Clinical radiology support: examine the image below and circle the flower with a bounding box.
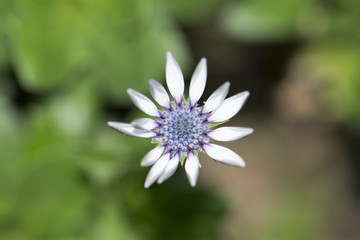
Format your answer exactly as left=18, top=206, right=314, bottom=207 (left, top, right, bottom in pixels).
left=108, top=51, right=253, bottom=188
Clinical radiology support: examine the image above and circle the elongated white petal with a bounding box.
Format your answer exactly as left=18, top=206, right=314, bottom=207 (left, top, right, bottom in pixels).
left=157, top=153, right=180, bottom=184
left=166, top=51, right=184, bottom=104
left=127, top=89, right=160, bottom=117
left=144, top=152, right=170, bottom=188
left=207, top=91, right=249, bottom=122
left=202, top=82, right=230, bottom=114
left=149, top=79, right=171, bottom=109
left=185, top=151, right=200, bottom=187
left=207, top=127, right=254, bottom=142
left=203, top=143, right=246, bottom=167
left=107, top=122, right=156, bottom=138
left=189, top=58, right=207, bottom=107
left=131, top=118, right=158, bottom=130
left=140, top=145, right=165, bottom=166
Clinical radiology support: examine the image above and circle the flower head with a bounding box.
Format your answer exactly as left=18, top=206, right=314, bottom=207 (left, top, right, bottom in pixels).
left=108, top=52, right=253, bottom=188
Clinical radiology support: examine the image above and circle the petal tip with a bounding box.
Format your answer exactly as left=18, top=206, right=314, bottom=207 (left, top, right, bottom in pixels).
left=144, top=177, right=154, bottom=188
left=107, top=121, right=121, bottom=128
left=166, top=51, right=175, bottom=61
left=238, top=91, right=250, bottom=101
left=190, top=181, right=197, bottom=187
left=185, top=152, right=200, bottom=187
left=126, top=88, right=135, bottom=96
left=237, top=160, right=246, bottom=168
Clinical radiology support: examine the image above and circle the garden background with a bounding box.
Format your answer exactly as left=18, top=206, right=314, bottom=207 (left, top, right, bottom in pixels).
left=0, top=0, right=360, bottom=239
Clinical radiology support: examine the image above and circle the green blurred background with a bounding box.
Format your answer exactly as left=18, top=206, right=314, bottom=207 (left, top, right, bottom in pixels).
left=1, top=0, right=360, bottom=239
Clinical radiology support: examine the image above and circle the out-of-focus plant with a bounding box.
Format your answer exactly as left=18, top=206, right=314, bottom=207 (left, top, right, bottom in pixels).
left=293, top=42, right=360, bottom=130
left=0, top=0, right=227, bottom=239
left=219, top=0, right=360, bottom=131
left=7, top=0, right=189, bottom=101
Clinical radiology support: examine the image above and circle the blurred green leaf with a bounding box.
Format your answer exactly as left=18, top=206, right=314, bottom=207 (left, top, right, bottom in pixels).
left=245, top=187, right=327, bottom=240
left=48, top=79, right=99, bottom=138
left=9, top=0, right=89, bottom=91
left=326, top=0, right=360, bottom=38
left=159, top=0, right=221, bottom=23
left=0, top=97, right=20, bottom=164
left=91, top=201, right=139, bottom=240
left=0, top=37, right=7, bottom=72
left=7, top=0, right=190, bottom=103
left=219, top=0, right=314, bottom=41
left=118, top=175, right=227, bottom=240
left=0, top=0, right=10, bottom=70
left=16, top=159, right=90, bottom=238
left=0, top=95, right=91, bottom=239
left=0, top=97, right=21, bottom=221
left=79, top=129, right=135, bottom=185
left=295, top=41, right=360, bottom=130
left=0, top=0, right=10, bottom=32
left=80, top=0, right=190, bottom=102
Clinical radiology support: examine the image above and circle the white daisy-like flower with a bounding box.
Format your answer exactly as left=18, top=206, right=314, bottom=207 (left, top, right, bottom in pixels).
left=108, top=51, right=253, bottom=188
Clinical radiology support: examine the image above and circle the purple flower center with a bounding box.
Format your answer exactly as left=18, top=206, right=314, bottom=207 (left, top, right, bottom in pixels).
left=155, top=103, right=209, bottom=152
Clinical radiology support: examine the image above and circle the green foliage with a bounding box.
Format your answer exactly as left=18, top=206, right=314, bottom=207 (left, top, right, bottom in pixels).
left=7, top=0, right=189, bottom=102
left=219, top=0, right=314, bottom=41
left=118, top=172, right=227, bottom=240
left=0, top=85, right=227, bottom=239
left=244, top=187, right=327, bottom=240
left=1, top=0, right=358, bottom=238
left=0, top=0, right=227, bottom=239
left=159, top=0, right=222, bottom=23
left=0, top=1, right=9, bottom=70
left=219, top=0, right=360, bottom=131
left=295, top=42, right=360, bottom=130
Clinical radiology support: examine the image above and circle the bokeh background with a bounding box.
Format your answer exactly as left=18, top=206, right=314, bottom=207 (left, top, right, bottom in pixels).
left=1, top=0, right=360, bottom=239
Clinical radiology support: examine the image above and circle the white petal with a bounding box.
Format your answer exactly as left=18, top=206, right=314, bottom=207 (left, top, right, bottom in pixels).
left=127, top=89, right=160, bottom=117
left=140, top=145, right=165, bottom=166
left=207, top=127, right=254, bottom=142
left=149, top=79, right=171, bottom=109
left=203, top=143, right=246, bottom=167
left=189, top=58, right=207, bottom=107
left=144, top=152, right=170, bottom=188
left=157, top=153, right=180, bottom=184
left=185, top=151, right=200, bottom=187
left=166, top=51, right=184, bottom=105
left=131, top=118, right=159, bottom=130
left=107, top=122, right=156, bottom=138
left=202, top=82, right=230, bottom=114
left=207, top=91, right=249, bottom=122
